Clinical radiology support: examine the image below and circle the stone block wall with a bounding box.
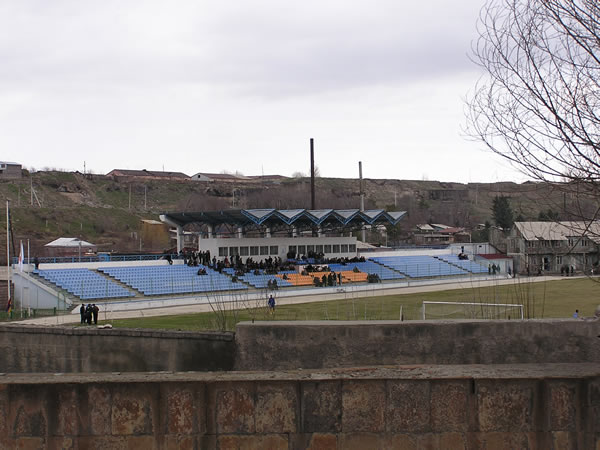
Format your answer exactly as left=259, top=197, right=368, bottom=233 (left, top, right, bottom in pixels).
left=0, top=364, right=599, bottom=449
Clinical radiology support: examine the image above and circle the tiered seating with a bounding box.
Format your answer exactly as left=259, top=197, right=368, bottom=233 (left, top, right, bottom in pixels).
left=371, top=256, right=467, bottom=278
left=239, top=272, right=293, bottom=289
left=328, top=261, right=405, bottom=280
left=99, top=265, right=247, bottom=296
left=276, top=273, right=314, bottom=286
left=435, top=255, right=488, bottom=274
left=35, top=269, right=135, bottom=300
left=339, top=270, right=368, bottom=283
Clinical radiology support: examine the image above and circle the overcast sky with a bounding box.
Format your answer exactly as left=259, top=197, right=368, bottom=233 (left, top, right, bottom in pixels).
left=0, top=0, right=526, bottom=183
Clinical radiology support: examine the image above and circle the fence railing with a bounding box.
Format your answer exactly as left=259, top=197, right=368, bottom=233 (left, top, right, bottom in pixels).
left=12, top=254, right=179, bottom=265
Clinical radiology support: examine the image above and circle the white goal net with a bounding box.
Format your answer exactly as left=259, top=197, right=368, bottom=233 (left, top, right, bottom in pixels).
left=421, top=301, right=524, bottom=320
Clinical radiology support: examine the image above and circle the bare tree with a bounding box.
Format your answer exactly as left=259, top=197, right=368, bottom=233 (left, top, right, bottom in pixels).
left=467, top=0, right=600, bottom=188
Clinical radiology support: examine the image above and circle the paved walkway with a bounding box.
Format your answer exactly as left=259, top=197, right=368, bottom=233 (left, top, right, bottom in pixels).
left=14, top=275, right=569, bottom=326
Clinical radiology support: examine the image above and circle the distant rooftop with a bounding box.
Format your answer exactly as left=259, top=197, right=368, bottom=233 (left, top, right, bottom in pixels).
left=45, top=237, right=95, bottom=247
left=107, top=169, right=189, bottom=178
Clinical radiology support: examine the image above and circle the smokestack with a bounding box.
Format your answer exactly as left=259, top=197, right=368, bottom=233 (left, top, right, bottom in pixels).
left=310, top=138, right=315, bottom=210
left=359, top=161, right=365, bottom=242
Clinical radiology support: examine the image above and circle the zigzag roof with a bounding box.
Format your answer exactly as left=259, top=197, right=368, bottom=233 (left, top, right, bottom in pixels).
left=160, top=209, right=407, bottom=228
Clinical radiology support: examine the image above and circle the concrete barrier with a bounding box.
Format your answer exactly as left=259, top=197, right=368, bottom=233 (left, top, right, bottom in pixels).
left=0, top=325, right=234, bottom=373
left=235, top=319, right=600, bottom=370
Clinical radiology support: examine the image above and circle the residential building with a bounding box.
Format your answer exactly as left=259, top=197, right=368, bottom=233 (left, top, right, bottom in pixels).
left=507, top=221, right=600, bottom=274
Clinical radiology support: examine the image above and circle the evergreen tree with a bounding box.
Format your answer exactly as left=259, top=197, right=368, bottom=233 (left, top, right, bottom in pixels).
left=492, top=196, right=514, bottom=230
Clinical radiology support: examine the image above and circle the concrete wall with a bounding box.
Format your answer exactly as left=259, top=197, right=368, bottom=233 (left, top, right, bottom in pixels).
left=0, top=325, right=234, bottom=373
left=235, top=319, right=600, bottom=370
left=0, top=364, right=598, bottom=448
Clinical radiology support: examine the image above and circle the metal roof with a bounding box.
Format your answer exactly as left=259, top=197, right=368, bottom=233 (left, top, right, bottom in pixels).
left=160, top=209, right=407, bottom=228
left=45, top=237, right=96, bottom=247
left=515, top=221, right=600, bottom=244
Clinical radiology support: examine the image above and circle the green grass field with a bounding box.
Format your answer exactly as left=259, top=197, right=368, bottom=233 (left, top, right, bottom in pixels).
left=103, top=277, right=600, bottom=332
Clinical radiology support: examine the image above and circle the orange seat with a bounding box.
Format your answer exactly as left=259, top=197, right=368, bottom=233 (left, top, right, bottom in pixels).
left=276, top=273, right=314, bottom=286
left=340, top=270, right=368, bottom=283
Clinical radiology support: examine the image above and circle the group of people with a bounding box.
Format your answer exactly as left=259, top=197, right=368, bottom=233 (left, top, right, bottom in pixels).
left=80, top=303, right=99, bottom=325
left=183, top=250, right=212, bottom=267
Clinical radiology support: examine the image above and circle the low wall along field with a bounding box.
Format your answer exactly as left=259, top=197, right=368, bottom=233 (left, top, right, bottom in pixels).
left=0, top=325, right=234, bottom=373
left=1, top=365, right=599, bottom=448
left=235, top=319, right=600, bottom=370
left=1, top=319, right=600, bottom=447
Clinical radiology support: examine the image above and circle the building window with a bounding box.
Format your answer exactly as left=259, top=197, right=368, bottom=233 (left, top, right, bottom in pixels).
left=341, top=244, right=349, bottom=253
left=316, top=245, right=323, bottom=253
left=332, top=244, right=340, bottom=253
left=324, top=245, right=332, bottom=254
left=582, top=239, right=589, bottom=247
left=250, top=246, right=259, bottom=256
left=218, top=247, right=227, bottom=257
left=556, top=256, right=562, bottom=265
left=289, top=245, right=297, bottom=254
left=307, top=245, right=315, bottom=254
left=298, top=245, right=306, bottom=256
left=270, top=245, right=278, bottom=255
left=229, top=247, right=239, bottom=256
left=349, top=244, right=356, bottom=252
left=240, top=246, right=249, bottom=256
left=260, top=246, right=269, bottom=255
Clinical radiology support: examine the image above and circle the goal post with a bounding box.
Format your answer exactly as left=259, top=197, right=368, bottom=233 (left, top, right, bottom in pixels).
left=421, top=301, right=524, bottom=320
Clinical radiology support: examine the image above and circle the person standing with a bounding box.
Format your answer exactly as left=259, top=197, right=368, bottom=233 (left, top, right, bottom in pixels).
left=573, top=309, right=579, bottom=319
left=86, top=304, right=92, bottom=325
left=80, top=304, right=85, bottom=324
left=268, top=294, right=276, bottom=313
left=92, top=304, right=99, bottom=325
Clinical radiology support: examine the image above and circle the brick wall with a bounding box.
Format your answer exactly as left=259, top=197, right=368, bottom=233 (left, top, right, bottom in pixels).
left=0, top=365, right=598, bottom=449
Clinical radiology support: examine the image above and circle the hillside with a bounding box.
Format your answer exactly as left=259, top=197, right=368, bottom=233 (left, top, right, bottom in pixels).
left=0, top=170, right=581, bottom=262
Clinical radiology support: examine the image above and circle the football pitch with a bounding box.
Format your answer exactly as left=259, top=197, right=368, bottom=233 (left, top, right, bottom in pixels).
left=103, top=277, right=600, bottom=331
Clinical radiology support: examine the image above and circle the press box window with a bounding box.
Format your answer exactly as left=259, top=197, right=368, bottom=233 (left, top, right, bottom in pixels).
left=260, top=246, right=269, bottom=255
left=270, top=246, right=278, bottom=255
left=324, top=245, right=332, bottom=253
left=229, top=247, right=239, bottom=256
left=333, top=244, right=340, bottom=253
left=218, top=247, right=227, bottom=257
left=341, top=244, right=348, bottom=253
left=240, top=247, right=249, bottom=256
left=250, top=246, right=259, bottom=256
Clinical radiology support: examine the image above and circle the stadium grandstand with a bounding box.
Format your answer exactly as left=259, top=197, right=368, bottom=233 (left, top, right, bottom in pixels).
left=8, top=208, right=500, bottom=315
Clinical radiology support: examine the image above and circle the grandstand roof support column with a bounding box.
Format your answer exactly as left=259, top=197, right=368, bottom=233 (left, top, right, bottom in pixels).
left=318, top=227, right=322, bottom=238
left=237, top=226, right=243, bottom=239
left=265, top=227, right=271, bottom=238
left=292, top=227, right=298, bottom=238
left=159, top=214, right=184, bottom=253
